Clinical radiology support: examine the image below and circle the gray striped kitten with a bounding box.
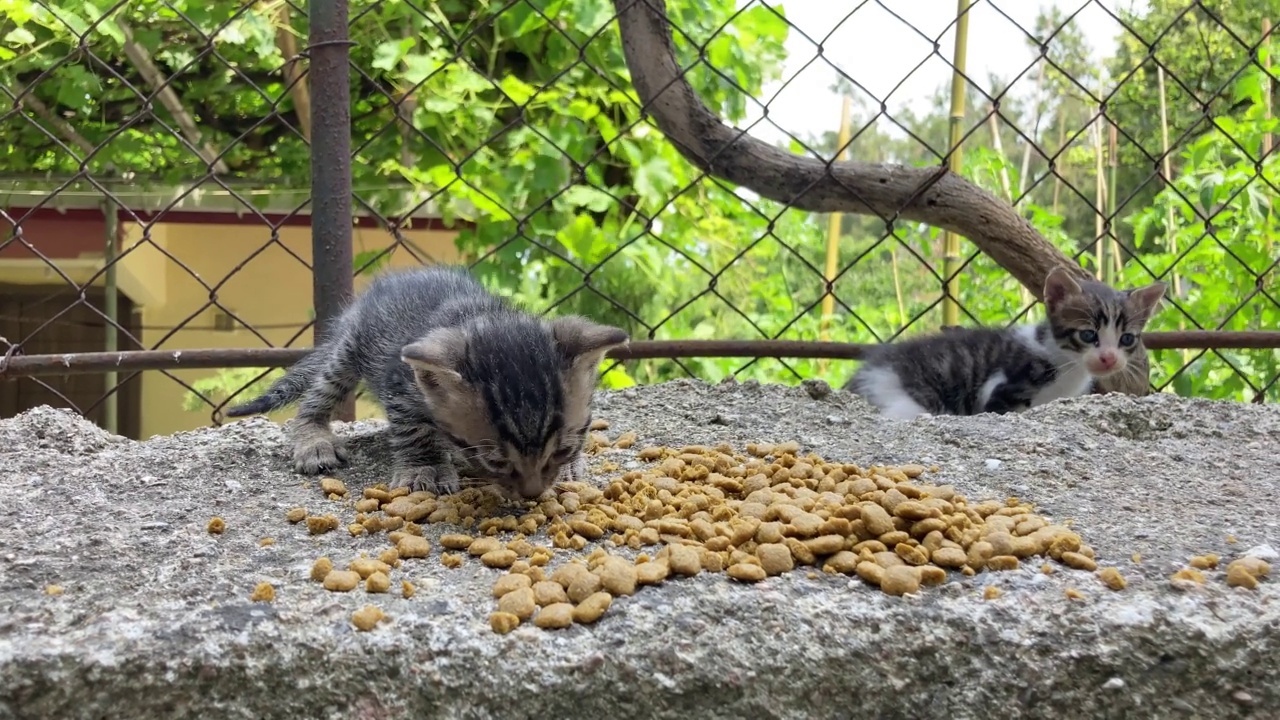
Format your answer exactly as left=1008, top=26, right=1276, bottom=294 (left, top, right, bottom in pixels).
left=844, top=267, right=1166, bottom=419
left=226, top=265, right=629, bottom=499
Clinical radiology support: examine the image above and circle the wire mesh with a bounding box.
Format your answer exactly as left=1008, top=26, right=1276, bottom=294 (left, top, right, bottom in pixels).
left=2, top=0, right=1278, bottom=440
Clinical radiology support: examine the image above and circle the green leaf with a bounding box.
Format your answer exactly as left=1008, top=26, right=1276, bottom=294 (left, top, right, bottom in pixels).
left=4, top=27, right=36, bottom=44
left=371, top=38, right=414, bottom=71
left=561, top=185, right=614, bottom=213
left=401, top=53, right=443, bottom=85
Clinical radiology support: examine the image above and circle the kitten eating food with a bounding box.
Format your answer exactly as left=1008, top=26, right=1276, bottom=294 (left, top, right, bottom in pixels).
left=226, top=265, right=629, bottom=499
left=843, top=266, right=1167, bottom=419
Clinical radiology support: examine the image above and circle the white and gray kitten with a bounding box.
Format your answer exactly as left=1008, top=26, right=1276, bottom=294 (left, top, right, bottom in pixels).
left=226, top=265, right=629, bottom=499
left=844, top=266, right=1167, bottom=419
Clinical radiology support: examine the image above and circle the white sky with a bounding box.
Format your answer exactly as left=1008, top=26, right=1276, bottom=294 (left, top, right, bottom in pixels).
left=740, top=0, right=1147, bottom=148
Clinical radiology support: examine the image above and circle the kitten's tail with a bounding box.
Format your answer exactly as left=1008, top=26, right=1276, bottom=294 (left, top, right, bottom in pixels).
left=224, top=349, right=327, bottom=418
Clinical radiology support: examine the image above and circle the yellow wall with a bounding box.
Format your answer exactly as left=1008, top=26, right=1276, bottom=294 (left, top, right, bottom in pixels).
left=134, top=221, right=460, bottom=438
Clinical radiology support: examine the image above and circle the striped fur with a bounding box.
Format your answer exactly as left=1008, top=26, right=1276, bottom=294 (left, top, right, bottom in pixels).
left=844, top=267, right=1166, bottom=419
left=226, top=265, right=628, bottom=498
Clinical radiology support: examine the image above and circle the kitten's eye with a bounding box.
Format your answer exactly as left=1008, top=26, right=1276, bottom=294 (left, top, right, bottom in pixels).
left=484, top=457, right=513, bottom=475
left=1119, top=332, right=1136, bottom=347
left=1077, top=329, right=1099, bottom=344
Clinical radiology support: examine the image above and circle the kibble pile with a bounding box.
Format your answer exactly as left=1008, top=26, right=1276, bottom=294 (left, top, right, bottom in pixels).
left=226, top=427, right=1270, bottom=634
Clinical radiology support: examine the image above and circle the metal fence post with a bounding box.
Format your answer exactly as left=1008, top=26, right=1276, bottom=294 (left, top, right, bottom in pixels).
left=308, top=0, right=355, bottom=421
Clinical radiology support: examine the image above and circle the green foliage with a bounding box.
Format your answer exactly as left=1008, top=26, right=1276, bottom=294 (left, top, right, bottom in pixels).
left=4, top=0, right=1276, bottom=413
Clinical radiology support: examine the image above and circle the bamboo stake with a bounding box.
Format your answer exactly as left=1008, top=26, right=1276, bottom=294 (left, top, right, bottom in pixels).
left=941, top=0, right=972, bottom=326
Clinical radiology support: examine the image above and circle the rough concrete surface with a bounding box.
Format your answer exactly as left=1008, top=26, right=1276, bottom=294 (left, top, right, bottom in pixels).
left=1, top=380, right=1278, bottom=720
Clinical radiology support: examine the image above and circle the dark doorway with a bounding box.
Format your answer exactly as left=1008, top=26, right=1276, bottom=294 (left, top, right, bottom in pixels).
left=0, top=283, right=143, bottom=439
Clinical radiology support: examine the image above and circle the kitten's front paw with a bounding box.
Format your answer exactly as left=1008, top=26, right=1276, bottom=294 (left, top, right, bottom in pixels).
left=392, top=463, right=461, bottom=495
left=292, top=435, right=348, bottom=475
left=555, top=453, right=589, bottom=484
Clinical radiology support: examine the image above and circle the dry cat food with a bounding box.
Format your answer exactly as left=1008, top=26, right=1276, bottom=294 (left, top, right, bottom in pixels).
left=250, top=582, right=276, bottom=602
left=207, top=517, right=226, bottom=534
left=292, top=432, right=1194, bottom=633
left=352, top=605, right=385, bottom=631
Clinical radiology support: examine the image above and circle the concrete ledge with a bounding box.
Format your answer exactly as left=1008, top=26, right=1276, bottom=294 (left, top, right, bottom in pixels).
left=1, top=380, right=1277, bottom=719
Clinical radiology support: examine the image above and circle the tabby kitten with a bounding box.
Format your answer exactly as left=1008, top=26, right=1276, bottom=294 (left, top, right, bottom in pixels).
left=226, top=265, right=629, bottom=499
left=843, top=266, right=1166, bottom=419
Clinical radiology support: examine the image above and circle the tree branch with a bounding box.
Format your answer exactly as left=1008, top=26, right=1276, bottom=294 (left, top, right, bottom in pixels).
left=611, top=0, right=1150, bottom=396
left=112, top=18, right=230, bottom=174
left=7, top=84, right=98, bottom=157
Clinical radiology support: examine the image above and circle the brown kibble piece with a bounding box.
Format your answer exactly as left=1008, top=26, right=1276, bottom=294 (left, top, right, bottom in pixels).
left=636, top=559, right=670, bottom=585
left=45, top=585, right=64, bottom=596
left=855, top=561, right=886, bottom=586
left=534, top=603, right=575, bottom=629
left=498, top=587, right=537, bottom=620
left=930, top=547, right=967, bottom=568
left=482, top=549, right=519, bottom=569
left=614, top=431, right=638, bottom=449
left=441, top=534, right=474, bottom=550
left=310, top=557, right=334, bottom=582
left=880, top=566, right=921, bottom=596
left=320, top=477, right=347, bottom=497
left=352, top=605, right=385, bottom=631
left=365, top=571, right=391, bottom=594
left=756, top=543, right=794, bottom=576
left=918, top=566, right=947, bottom=586
left=986, top=555, right=1020, bottom=572
left=350, top=558, right=392, bottom=579
left=1064, top=588, right=1085, bottom=601
left=1227, top=564, right=1259, bottom=589
left=983, top=585, right=1002, bottom=600
left=572, top=592, right=613, bottom=624
left=667, top=545, right=702, bottom=577
left=493, top=573, right=533, bottom=598
left=441, top=552, right=464, bottom=569
left=285, top=508, right=307, bottom=523
left=532, top=580, right=570, bottom=606
left=1061, top=552, right=1097, bottom=571
left=569, top=519, right=605, bottom=540
left=1229, top=557, right=1270, bottom=578
left=323, top=570, right=361, bottom=592
left=727, top=563, right=767, bottom=582
left=398, top=535, right=431, bottom=559
left=1189, top=554, right=1220, bottom=570
left=567, top=573, right=603, bottom=603
left=402, top=580, right=416, bottom=599
left=250, top=582, right=275, bottom=602
left=207, top=517, right=226, bottom=534
left=306, top=514, right=339, bottom=535
left=860, top=504, right=895, bottom=536
left=490, top=611, right=521, bottom=634
left=823, top=551, right=859, bottom=575
left=469, top=537, right=503, bottom=556
left=596, top=558, right=638, bottom=596
left=1097, top=567, right=1127, bottom=591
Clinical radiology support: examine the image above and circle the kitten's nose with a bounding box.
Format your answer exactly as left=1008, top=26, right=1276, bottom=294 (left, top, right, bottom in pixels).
left=1098, top=350, right=1117, bottom=368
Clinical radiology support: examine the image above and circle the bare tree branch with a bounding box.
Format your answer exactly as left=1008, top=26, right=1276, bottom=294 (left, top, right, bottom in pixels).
left=611, top=0, right=1150, bottom=396
left=112, top=18, right=230, bottom=174
left=8, top=86, right=97, bottom=157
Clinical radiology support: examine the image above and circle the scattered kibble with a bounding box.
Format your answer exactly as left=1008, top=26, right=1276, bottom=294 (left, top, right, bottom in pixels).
left=490, top=611, right=520, bottom=634
left=401, top=580, right=416, bottom=599
left=207, top=517, right=226, bottom=534
left=323, top=570, right=361, bottom=592
left=305, top=514, right=339, bottom=535
left=533, top=602, right=575, bottom=629
left=44, top=585, right=64, bottom=596
left=365, top=571, right=391, bottom=594
left=982, top=585, right=1002, bottom=600
left=1189, top=554, right=1220, bottom=570
left=285, top=507, right=307, bottom=523
left=320, top=477, right=348, bottom=497
left=250, top=582, right=275, bottom=602
left=1225, top=557, right=1270, bottom=589
left=352, top=605, right=385, bottom=631
left=310, top=557, right=334, bottom=582
left=1097, top=567, right=1127, bottom=591
left=1170, top=567, right=1206, bottom=590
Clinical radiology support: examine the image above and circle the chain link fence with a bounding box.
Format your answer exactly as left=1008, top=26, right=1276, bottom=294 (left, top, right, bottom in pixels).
left=2, top=0, right=1278, bottom=439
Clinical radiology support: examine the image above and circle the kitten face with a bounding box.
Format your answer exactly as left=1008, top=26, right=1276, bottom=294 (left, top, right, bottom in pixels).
left=401, top=314, right=628, bottom=500
left=1042, top=266, right=1166, bottom=379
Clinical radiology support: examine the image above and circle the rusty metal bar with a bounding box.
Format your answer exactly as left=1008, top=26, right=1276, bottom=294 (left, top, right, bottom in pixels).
left=308, top=0, right=355, bottom=421
left=3, top=332, right=1280, bottom=378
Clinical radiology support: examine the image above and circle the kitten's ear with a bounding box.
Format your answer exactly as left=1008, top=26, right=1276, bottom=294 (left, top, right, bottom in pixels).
left=1043, top=266, right=1083, bottom=312
left=401, top=327, right=467, bottom=387
left=1126, top=281, right=1168, bottom=323
left=549, top=316, right=629, bottom=367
